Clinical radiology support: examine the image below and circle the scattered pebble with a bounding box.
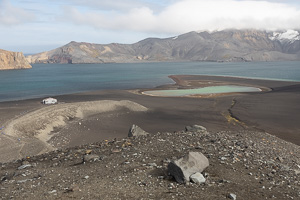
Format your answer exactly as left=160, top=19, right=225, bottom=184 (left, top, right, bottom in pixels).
left=0, top=127, right=299, bottom=199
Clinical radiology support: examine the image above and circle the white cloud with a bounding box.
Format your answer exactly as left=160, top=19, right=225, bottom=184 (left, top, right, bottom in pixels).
left=63, top=0, right=300, bottom=34
left=0, top=0, right=35, bottom=26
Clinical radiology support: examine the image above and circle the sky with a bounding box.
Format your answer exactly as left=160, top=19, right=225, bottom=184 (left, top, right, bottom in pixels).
left=1, top=0, right=300, bottom=54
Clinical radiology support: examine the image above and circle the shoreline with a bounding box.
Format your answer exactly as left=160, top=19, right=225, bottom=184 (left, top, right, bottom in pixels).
left=140, top=75, right=270, bottom=98
left=168, top=74, right=300, bottom=88
left=0, top=75, right=299, bottom=163
left=0, top=74, right=299, bottom=104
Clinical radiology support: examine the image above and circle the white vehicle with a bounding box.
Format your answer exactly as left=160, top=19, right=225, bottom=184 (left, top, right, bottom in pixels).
left=42, top=97, right=57, bottom=105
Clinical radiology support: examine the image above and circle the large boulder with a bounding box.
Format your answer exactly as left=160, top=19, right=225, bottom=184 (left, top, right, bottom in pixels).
left=168, top=152, right=209, bottom=184
left=128, top=124, right=149, bottom=137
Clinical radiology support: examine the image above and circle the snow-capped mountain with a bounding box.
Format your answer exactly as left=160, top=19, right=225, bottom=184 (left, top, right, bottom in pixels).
left=26, top=29, right=300, bottom=64
left=269, top=30, right=300, bottom=44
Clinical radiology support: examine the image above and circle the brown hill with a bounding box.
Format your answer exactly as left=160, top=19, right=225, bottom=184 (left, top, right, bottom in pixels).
left=0, top=49, right=32, bottom=70
left=26, top=29, right=300, bottom=64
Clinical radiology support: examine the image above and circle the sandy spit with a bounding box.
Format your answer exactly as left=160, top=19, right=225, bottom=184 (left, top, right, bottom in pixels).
left=1, top=100, right=147, bottom=162
left=5, top=100, right=147, bottom=140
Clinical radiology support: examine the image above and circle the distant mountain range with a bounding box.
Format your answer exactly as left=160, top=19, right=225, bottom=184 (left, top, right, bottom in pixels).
left=26, top=29, right=300, bottom=64
left=0, top=49, right=32, bottom=70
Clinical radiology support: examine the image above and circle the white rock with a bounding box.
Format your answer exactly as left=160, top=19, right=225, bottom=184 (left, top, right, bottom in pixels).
left=18, top=164, right=32, bottom=170
left=228, top=193, right=237, bottom=200
left=190, top=172, right=206, bottom=184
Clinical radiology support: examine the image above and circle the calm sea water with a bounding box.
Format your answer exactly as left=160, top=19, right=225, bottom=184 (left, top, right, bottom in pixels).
left=0, top=61, right=299, bottom=102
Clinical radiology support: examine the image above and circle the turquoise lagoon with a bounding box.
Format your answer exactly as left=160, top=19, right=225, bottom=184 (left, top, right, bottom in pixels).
left=143, top=85, right=262, bottom=97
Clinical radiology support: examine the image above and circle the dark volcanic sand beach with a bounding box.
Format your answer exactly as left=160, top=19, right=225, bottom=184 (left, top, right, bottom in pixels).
left=0, top=75, right=299, bottom=163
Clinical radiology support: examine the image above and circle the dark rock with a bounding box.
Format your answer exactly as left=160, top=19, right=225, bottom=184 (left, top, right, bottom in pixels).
left=128, top=124, right=149, bottom=137
left=168, top=152, right=209, bottom=184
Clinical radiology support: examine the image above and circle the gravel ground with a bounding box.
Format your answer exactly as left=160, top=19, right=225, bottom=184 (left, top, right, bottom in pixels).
left=1, top=127, right=299, bottom=200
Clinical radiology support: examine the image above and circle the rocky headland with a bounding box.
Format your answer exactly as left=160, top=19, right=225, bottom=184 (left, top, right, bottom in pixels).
left=26, top=29, right=300, bottom=64
left=0, top=49, right=32, bottom=70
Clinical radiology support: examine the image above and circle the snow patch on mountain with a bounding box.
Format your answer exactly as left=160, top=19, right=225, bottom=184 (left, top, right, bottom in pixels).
left=269, top=30, right=300, bottom=44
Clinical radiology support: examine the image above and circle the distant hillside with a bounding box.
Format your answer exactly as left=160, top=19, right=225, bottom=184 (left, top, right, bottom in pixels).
left=26, top=29, right=300, bottom=64
left=0, top=49, right=32, bottom=70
